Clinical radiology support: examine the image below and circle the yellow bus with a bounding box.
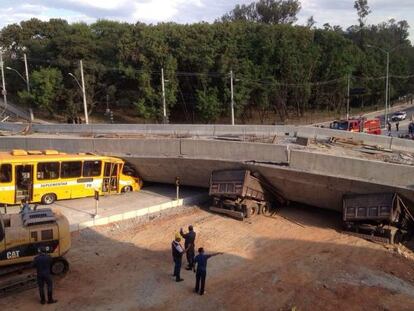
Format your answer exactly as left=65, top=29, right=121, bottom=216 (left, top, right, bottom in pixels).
left=0, top=149, right=142, bottom=205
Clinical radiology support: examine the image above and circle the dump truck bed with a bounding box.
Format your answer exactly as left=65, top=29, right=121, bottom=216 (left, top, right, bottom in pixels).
left=343, top=193, right=399, bottom=222
left=209, top=170, right=265, bottom=201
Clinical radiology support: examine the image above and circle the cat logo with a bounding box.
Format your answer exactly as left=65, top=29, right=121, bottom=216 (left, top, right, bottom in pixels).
left=6, top=250, right=21, bottom=259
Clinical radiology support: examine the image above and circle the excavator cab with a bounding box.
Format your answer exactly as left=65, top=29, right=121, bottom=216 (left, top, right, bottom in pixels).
left=0, top=212, right=4, bottom=253
left=0, top=208, right=70, bottom=275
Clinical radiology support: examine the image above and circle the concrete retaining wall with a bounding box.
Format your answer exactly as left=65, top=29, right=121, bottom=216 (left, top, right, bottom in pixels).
left=2, top=122, right=413, bottom=152
left=289, top=149, right=414, bottom=188
left=71, top=193, right=209, bottom=232
left=180, top=139, right=289, bottom=163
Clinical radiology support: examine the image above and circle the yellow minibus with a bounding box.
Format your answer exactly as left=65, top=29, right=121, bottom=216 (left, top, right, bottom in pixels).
left=0, top=149, right=142, bottom=205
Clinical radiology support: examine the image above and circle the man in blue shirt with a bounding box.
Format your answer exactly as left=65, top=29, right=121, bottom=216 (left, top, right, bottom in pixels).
left=193, top=247, right=223, bottom=295
left=33, top=248, right=57, bottom=305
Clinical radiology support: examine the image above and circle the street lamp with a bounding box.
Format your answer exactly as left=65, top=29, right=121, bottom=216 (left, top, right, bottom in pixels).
left=6, top=66, right=30, bottom=93
left=68, top=72, right=89, bottom=124
left=366, top=44, right=404, bottom=128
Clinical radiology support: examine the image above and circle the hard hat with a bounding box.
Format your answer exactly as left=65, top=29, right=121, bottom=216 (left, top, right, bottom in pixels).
left=175, top=232, right=181, bottom=240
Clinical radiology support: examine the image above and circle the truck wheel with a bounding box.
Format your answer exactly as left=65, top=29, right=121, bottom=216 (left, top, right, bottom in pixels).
left=261, top=204, right=273, bottom=216
left=250, top=204, right=258, bottom=216
left=51, top=258, right=69, bottom=275
left=391, top=230, right=403, bottom=244
left=41, top=193, right=56, bottom=205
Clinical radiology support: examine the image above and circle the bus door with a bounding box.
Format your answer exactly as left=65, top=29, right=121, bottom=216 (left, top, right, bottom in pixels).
left=15, top=164, right=34, bottom=203
left=0, top=163, right=13, bottom=204
left=102, top=162, right=120, bottom=193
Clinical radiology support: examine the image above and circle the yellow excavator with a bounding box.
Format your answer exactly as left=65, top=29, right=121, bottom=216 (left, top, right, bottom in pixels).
left=0, top=207, right=71, bottom=296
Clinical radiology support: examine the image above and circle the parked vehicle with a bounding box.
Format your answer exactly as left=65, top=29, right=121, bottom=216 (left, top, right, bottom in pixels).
left=391, top=111, right=407, bottom=121
left=342, top=193, right=414, bottom=244
left=0, top=207, right=71, bottom=296
left=330, top=117, right=381, bottom=135
left=0, top=149, right=143, bottom=205
left=209, top=169, right=287, bottom=220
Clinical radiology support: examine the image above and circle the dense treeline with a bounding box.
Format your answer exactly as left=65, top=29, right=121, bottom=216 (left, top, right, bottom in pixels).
left=0, top=0, right=413, bottom=123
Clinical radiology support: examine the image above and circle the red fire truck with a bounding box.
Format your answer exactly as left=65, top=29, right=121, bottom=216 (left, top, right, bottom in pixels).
left=330, top=117, right=381, bottom=135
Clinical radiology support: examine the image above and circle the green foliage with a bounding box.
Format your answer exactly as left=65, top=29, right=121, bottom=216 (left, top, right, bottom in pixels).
left=1, top=2, right=413, bottom=123
left=28, top=68, right=63, bottom=114
left=196, top=87, right=222, bottom=123
left=221, top=0, right=301, bottom=25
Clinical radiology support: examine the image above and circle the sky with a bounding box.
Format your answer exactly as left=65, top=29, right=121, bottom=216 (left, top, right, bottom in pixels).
left=0, top=0, right=413, bottom=41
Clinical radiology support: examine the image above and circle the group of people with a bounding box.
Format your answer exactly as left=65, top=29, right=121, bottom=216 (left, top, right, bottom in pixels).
left=30, top=224, right=222, bottom=305
left=386, top=120, right=400, bottom=134
left=66, top=116, right=83, bottom=124
left=172, top=225, right=222, bottom=295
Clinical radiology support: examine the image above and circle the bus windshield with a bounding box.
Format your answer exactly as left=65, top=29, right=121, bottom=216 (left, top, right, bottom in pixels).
left=122, top=164, right=138, bottom=177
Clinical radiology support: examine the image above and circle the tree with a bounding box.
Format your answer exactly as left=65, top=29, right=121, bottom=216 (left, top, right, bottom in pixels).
left=23, top=68, right=63, bottom=114
left=222, top=0, right=301, bottom=25
left=354, top=0, right=371, bottom=28
left=306, top=16, right=316, bottom=28
left=196, top=87, right=222, bottom=123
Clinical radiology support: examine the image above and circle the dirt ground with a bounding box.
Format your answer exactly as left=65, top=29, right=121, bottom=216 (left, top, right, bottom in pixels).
left=1, top=205, right=414, bottom=311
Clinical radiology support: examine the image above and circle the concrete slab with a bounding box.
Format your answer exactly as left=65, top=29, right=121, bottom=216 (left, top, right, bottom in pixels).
left=3, top=185, right=208, bottom=232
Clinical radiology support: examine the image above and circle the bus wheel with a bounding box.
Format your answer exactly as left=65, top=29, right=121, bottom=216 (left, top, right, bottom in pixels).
left=41, top=193, right=56, bottom=205
left=122, top=186, right=132, bottom=193
left=51, top=258, right=69, bottom=275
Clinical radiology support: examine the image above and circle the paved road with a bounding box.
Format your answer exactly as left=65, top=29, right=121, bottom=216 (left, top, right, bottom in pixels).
left=315, top=100, right=414, bottom=138
left=374, top=103, right=414, bottom=137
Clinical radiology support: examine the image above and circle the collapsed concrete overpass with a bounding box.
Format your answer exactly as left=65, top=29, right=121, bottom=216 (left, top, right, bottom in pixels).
left=1, top=123, right=414, bottom=212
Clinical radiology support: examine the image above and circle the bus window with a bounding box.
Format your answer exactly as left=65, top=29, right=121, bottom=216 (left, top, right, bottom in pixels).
left=37, top=162, right=60, bottom=180
left=61, top=161, right=82, bottom=178
left=104, top=163, right=118, bottom=177
left=83, top=160, right=102, bottom=177
left=0, top=164, right=12, bottom=183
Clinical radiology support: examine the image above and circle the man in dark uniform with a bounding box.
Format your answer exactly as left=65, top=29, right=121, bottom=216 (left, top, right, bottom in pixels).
left=171, top=234, right=186, bottom=282
left=193, top=247, right=222, bottom=295
left=180, top=225, right=196, bottom=270
left=33, top=248, right=57, bottom=305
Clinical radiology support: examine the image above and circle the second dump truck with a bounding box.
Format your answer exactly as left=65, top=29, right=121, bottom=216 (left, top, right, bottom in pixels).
left=343, top=193, right=414, bottom=243
left=209, top=169, right=286, bottom=220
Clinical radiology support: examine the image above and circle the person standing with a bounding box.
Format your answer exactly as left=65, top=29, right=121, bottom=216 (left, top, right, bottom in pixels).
left=396, top=121, right=400, bottom=132
left=180, top=225, right=196, bottom=270
left=387, top=120, right=392, bottom=133
left=193, top=248, right=223, bottom=295
left=172, top=234, right=186, bottom=282
left=33, top=248, right=57, bottom=305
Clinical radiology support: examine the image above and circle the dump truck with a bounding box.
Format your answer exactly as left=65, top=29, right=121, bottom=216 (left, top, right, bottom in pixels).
left=342, top=193, right=414, bottom=244
left=209, top=169, right=287, bottom=220
left=0, top=206, right=71, bottom=296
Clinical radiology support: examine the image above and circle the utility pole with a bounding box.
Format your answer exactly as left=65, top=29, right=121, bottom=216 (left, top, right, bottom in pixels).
left=0, top=51, right=7, bottom=108
left=385, top=51, right=389, bottom=125
left=80, top=60, right=89, bottom=124
left=23, top=53, right=30, bottom=93
left=161, top=67, right=167, bottom=124
left=230, top=70, right=235, bottom=126
left=346, top=74, right=350, bottom=120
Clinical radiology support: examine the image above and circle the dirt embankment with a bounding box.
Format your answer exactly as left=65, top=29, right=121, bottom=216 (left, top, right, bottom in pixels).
left=1, top=205, right=414, bottom=311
